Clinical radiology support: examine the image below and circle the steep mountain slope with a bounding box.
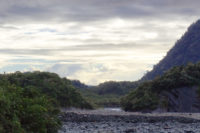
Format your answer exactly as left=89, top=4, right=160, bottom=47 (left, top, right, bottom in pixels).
left=142, top=19, right=200, bottom=81
left=121, top=19, right=200, bottom=112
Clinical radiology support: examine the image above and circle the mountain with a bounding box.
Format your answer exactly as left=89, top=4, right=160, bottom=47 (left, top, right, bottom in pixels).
left=121, top=19, right=200, bottom=112
left=142, top=19, right=200, bottom=81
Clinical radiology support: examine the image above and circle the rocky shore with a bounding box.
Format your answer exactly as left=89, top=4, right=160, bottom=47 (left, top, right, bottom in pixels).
left=59, top=109, right=200, bottom=133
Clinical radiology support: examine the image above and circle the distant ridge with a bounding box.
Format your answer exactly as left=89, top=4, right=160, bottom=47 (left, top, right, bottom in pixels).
left=142, top=19, right=200, bottom=81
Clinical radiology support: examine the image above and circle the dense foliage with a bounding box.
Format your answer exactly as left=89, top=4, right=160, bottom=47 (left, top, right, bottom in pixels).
left=121, top=62, right=200, bottom=111
left=0, top=80, right=60, bottom=133
left=0, top=71, right=93, bottom=133
left=1, top=71, right=93, bottom=109
left=92, top=81, right=139, bottom=95
left=142, top=19, right=200, bottom=81
left=80, top=89, right=121, bottom=107
left=78, top=81, right=139, bottom=107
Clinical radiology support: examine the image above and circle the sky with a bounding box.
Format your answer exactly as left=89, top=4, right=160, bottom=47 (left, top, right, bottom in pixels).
left=0, top=0, right=199, bottom=85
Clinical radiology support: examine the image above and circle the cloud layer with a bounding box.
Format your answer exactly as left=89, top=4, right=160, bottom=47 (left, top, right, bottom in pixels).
left=0, top=0, right=199, bottom=84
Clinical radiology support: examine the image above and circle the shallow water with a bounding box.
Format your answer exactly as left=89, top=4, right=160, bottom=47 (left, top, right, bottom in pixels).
left=103, top=107, right=122, bottom=112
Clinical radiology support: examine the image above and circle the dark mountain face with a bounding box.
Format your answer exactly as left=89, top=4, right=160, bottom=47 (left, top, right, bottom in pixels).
left=142, top=19, right=200, bottom=81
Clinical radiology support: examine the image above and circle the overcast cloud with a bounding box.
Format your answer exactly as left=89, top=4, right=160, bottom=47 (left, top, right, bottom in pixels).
left=0, top=0, right=199, bottom=85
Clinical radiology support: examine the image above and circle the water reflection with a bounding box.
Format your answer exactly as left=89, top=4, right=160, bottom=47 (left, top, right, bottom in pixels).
left=103, top=107, right=122, bottom=112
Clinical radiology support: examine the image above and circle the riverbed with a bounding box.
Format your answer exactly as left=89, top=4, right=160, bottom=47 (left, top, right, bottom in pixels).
left=59, top=108, right=200, bottom=133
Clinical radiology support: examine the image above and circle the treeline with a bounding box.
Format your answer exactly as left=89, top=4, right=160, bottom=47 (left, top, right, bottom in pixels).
left=78, top=81, right=139, bottom=107
left=91, top=81, right=139, bottom=95
left=121, top=62, right=200, bottom=112
left=0, top=71, right=93, bottom=133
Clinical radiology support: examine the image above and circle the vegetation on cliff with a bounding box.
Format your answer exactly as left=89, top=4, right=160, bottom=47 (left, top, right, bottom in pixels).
left=121, top=62, right=200, bottom=111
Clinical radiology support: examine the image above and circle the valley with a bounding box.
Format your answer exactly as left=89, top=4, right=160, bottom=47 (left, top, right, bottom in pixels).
left=1, top=5, right=200, bottom=132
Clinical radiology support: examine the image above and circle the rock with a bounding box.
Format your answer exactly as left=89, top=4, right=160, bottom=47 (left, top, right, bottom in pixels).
left=124, top=128, right=136, bottom=133
left=184, top=130, right=194, bottom=133
left=160, top=86, right=200, bottom=112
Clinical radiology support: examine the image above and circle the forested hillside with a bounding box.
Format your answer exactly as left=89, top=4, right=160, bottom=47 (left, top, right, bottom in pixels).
left=121, top=62, right=200, bottom=112
left=78, top=81, right=139, bottom=107
left=0, top=71, right=93, bottom=133
left=92, top=81, right=139, bottom=95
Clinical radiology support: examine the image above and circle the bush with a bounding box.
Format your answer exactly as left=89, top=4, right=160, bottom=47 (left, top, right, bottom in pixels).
left=0, top=85, right=60, bottom=133
left=0, top=71, right=93, bottom=132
